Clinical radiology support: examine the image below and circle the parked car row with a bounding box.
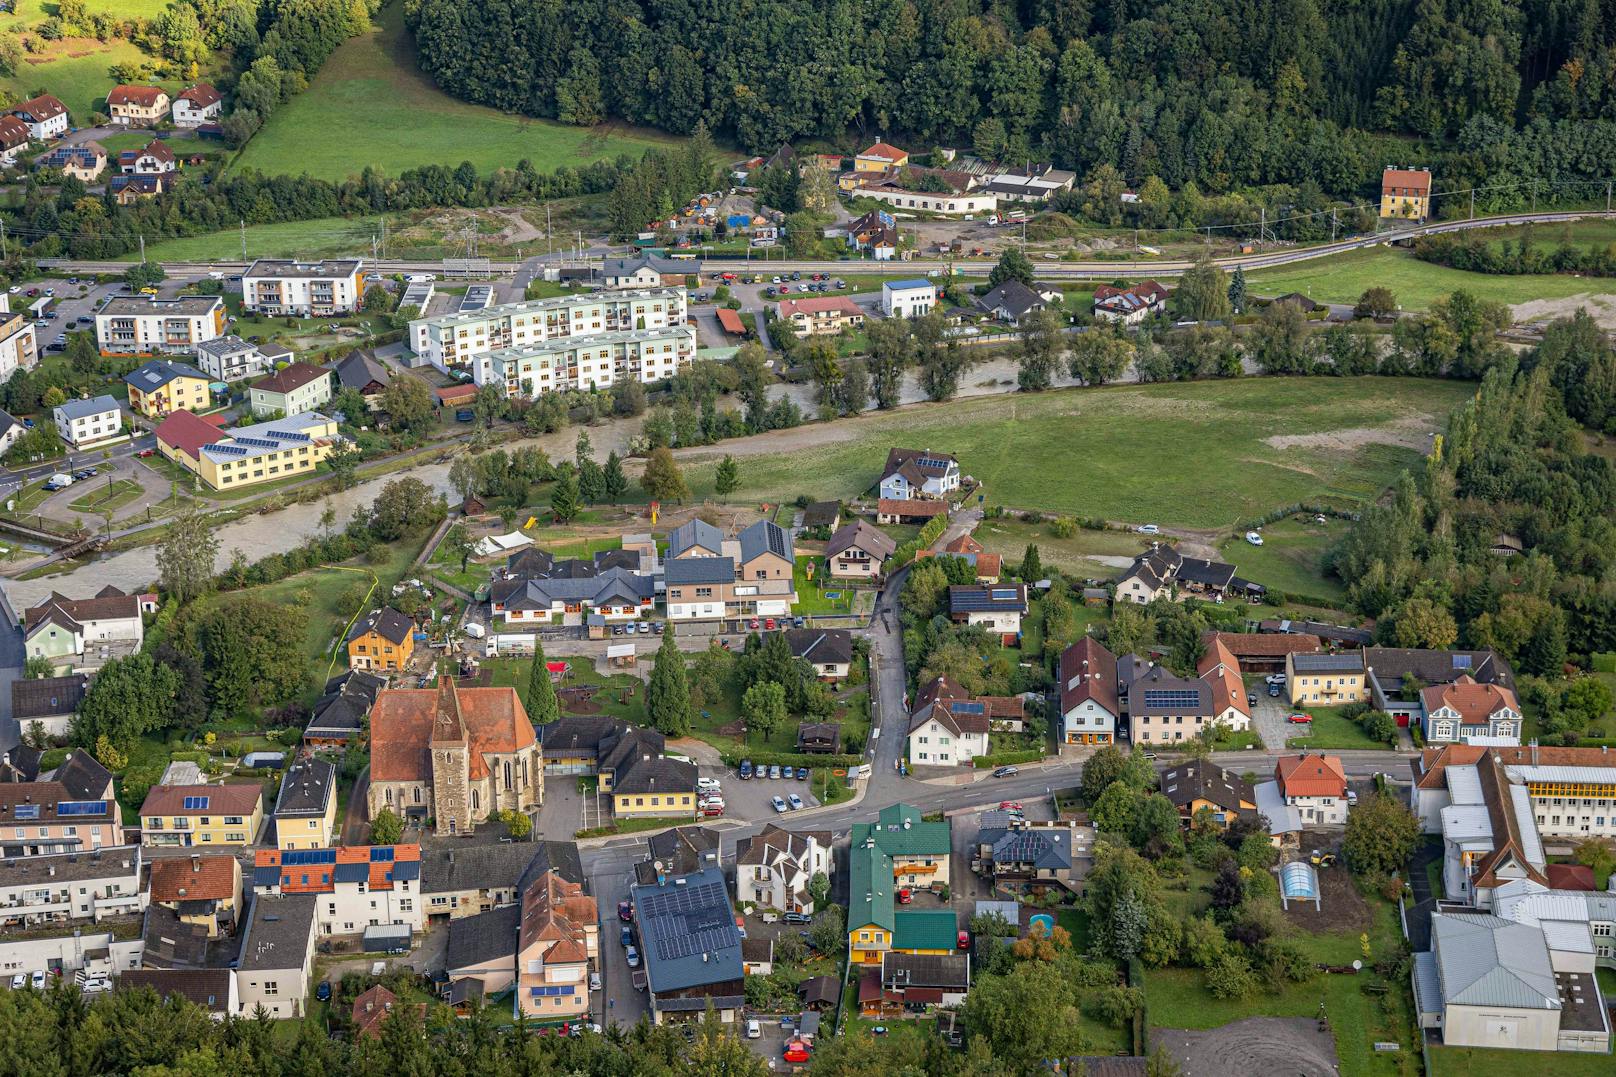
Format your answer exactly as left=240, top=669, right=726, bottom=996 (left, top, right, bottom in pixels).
left=771, top=793, right=805, bottom=812
left=738, top=761, right=812, bottom=781
left=611, top=621, right=664, bottom=636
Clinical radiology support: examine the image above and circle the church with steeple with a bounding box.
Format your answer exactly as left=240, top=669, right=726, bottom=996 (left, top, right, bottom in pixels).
left=366, top=676, right=542, bottom=835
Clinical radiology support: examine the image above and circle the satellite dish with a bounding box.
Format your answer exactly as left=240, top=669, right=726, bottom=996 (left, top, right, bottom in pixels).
left=1352, top=960, right=1363, bottom=971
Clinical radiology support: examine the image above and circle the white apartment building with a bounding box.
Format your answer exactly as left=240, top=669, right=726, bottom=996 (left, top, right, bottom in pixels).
left=241, top=259, right=365, bottom=316
left=52, top=395, right=123, bottom=449
left=195, top=336, right=276, bottom=383
left=0, top=928, right=142, bottom=981
left=854, top=185, right=996, bottom=216
left=234, top=892, right=316, bottom=1019
left=482, top=326, right=696, bottom=397
left=251, top=846, right=425, bottom=938
left=410, top=289, right=690, bottom=374
left=94, top=296, right=224, bottom=356
left=735, top=825, right=833, bottom=915
left=0, top=296, right=38, bottom=383
left=0, top=846, right=145, bottom=928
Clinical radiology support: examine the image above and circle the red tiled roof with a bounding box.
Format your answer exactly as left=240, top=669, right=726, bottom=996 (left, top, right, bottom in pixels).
left=1419, top=675, right=1518, bottom=726
left=877, top=498, right=946, bottom=518
left=140, top=140, right=176, bottom=164
left=518, top=869, right=595, bottom=960
left=1206, top=631, right=1324, bottom=658
left=140, top=783, right=262, bottom=817
left=252, top=361, right=329, bottom=396
left=254, top=844, right=421, bottom=893
left=1199, top=638, right=1248, bottom=718
left=1275, top=754, right=1346, bottom=798
left=149, top=855, right=237, bottom=903
left=107, top=85, right=167, bottom=108
left=369, top=679, right=534, bottom=782
left=177, top=83, right=221, bottom=108
left=778, top=295, right=863, bottom=319
left=435, top=383, right=477, bottom=405
left=1381, top=168, right=1432, bottom=194
left=944, top=534, right=982, bottom=555
left=974, top=552, right=1002, bottom=578
left=716, top=308, right=745, bottom=334
left=351, top=984, right=423, bottom=1039
left=1060, top=637, right=1118, bottom=718
left=13, top=94, right=66, bottom=121
left=858, top=142, right=908, bottom=161
left=0, top=116, right=29, bottom=150
left=1546, top=864, right=1597, bottom=890
left=155, top=409, right=228, bottom=456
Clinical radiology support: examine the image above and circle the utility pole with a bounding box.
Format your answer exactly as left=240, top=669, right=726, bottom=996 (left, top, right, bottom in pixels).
left=1259, top=206, right=1265, bottom=245
left=1331, top=208, right=1337, bottom=243
left=1, top=220, right=7, bottom=262
left=1469, top=189, right=1475, bottom=220
left=1606, top=180, right=1611, bottom=213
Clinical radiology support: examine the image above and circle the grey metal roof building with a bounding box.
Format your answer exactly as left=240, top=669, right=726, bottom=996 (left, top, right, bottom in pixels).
left=54, top=395, right=120, bottom=421
left=663, top=557, right=735, bottom=585
left=737, top=519, right=789, bottom=563
left=236, top=891, right=316, bottom=972
left=304, top=670, right=385, bottom=742
left=631, top=867, right=743, bottom=994
left=445, top=904, right=518, bottom=972
left=668, top=518, right=724, bottom=558
left=273, top=757, right=335, bottom=825
left=1432, top=913, right=1559, bottom=1010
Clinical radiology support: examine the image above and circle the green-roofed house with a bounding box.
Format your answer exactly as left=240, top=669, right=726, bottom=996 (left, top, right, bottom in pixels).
left=848, top=803, right=952, bottom=966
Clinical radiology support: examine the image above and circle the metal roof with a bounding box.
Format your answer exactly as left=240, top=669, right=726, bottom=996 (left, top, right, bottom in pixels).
left=1506, top=764, right=1616, bottom=785
left=631, top=867, right=742, bottom=993
left=663, top=556, right=735, bottom=585
left=1508, top=785, right=1545, bottom=867
left=1439, top=804, right=1493, bottom=843
left=1445, top=765, right=1484, bottom=805
left=54, top=394, right=120, bottom=421
left=1413, top=952, right=1442, bottom=1017
left=1432, top=913, right=1560, bottom=1010
left=1253, top=780, right=1302, bottom=835
left=668, top=518, right=724, bottom=558
left=737, top=519, right=789, bottom=564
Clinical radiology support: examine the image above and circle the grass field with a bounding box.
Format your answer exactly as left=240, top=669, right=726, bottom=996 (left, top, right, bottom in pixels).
left=1427, top=1047, right=1616, bottom=1076
left=232, top=4, right=680, bottom=181
left=974, top=517, right=1151, bottom=579
left=140, top=217, right=385, bottom=262
left=67, top=478, right=141, bottom=514
left=1216, top=517, right=1349, bottom=602
left=1248, top=245, right=1616, bottom=310
left=1285, top=705, right=1389, bottom=750
left=0, top=35, right=158, bottom=121
left=679, top=378, right=1473, bottom=530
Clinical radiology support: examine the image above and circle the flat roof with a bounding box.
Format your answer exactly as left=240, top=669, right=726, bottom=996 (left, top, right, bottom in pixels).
left=101, top=296, right=222, bottom=318
left=487, top=326, right=691, bottom=365
left=413, top=288, right=686, bottom=332
left=244, top=259, right=362, bottom=278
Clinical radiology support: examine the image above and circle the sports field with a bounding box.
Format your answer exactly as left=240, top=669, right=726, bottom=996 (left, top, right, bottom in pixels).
left=1248, top=244, right=1616, bottom=310
left=675, top=377, right=1473, bottom=530
left=232, top=4, right=679, bottom=181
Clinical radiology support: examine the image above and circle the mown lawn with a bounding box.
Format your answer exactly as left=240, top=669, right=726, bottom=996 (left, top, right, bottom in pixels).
left=974, top=517, right=1151, bottom=579
left=139, top=217, right=385, bottom=263
left=1248, top=244, right=1616, bottom=310
left=793, top=556, right=859, bottom=616
left=1285, top=704, right=1388, bottom=750
left=1216, top=516, right=1350, bottom=602
left=232, top=4, right=679, bottom=181
left=0, top=36, right=158, bottom=121
left=677, top=378, right=1473, bottom=529
left=1428, top=1047, right=1616, bottom=1076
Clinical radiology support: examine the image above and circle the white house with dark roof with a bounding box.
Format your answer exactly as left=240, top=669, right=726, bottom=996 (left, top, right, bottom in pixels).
left=735, top=824, right=833, bottom=914
left=882, top=279, right=936, bottom=318
left=906, top=675, right=992, bottom=766
left=234, top=891, right=317, bottom=1018
left=171, top=83, right=222, bottom=127
left=195, top=336, right=275, bottom=383
left=784, top=628, right=854, bottom=681
left=1115, top=545, right=1238, bottom=604
left=10, top=94, right=68, bottom=140
left=52, top=395, right=122, bottom=448
left=1060, top=637, right=1119, bottom=745
left=825, top=520, right=897, bottom=579
left=878, top=447, right=960, bottom=500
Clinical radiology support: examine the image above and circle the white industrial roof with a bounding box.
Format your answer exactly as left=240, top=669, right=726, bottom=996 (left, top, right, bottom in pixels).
left=1506, top=764, right=1616, bottom=785
left=1432, top=913, right=1560, bottom=1011
left=1508, top=785, right=1546, bottom=867
left=1445, top=765, right=1485, bottom=805
left=1439, top=804, right=1493, bottom=843
left=1539, top=919, right=1595, bottom=954
left=605, top=643, right=635, bottom=659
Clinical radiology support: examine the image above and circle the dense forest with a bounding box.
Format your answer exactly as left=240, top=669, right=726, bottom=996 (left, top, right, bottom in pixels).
left=404, top=0, right=1616, bottom=207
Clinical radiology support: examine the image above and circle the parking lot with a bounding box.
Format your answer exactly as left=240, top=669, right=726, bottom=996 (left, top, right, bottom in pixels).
left=1248, top=678, right=1296, bottom=749
left=710, top=760, right=821, bottom=822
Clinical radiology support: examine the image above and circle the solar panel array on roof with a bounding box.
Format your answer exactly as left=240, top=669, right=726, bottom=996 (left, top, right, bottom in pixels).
left=1452, top=655, right=1473, bottom=669
left=282, top=849, right=337, bottom=865
left=1143, top=689, right=1202, bottom=710
left=370, top=847, right=395, bottom=862
left=269, top=430, right=310, bottom=442
left=233, top=436, right=278, bottom=449
left=950, top=701, right=985, bottom=714
left=639, top=878, right=737, bottom=962
left=211, top=444, right=249, bottom=456
left=990, top=588, right=1018, bottom=600
left=182, top=795, right=210, bottom=810
left=56, top=800, right=107, bottom=816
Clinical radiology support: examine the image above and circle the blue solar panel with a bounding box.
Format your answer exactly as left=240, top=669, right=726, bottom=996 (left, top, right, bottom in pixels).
left=370, top=847, right=394, bottom=862
left=282, top=849, right=336, bottom=866
left=182, top=796, right=210, bottom=811
left=950, top=701, right=985, bottom=714
left=1143, top=690, right=1202, bottom=709
left=14, top=804, right=39, bottom=820
left=57, top=801, right=107, bottom=816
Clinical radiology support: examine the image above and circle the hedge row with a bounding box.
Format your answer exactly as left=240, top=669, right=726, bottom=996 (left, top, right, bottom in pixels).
left=971, top=749, right=1045, bottom=769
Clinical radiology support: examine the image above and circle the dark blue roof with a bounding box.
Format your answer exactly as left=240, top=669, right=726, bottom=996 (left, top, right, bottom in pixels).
left=664, top=557, right=735, bottom=585
left=948, top=585, right=1026, bottom=613
left=392, top=861, right=420, bottom=882
left=334, top=863, right=370, bottom=883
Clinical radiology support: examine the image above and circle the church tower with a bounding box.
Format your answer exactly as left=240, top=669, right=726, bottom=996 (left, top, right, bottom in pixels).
left=430, top=676, right=470, bottom=835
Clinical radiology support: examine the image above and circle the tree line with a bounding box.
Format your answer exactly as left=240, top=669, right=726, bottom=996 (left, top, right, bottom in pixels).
left=1415, top=225, right=1616, bottom=279
left=406, top=0, right=1616, bottom=211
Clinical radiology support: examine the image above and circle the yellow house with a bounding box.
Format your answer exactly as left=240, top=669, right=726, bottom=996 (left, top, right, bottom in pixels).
left=140, top=783, right=265, bottom=848
left=1380, top=167, right=1432, bottom=221
left=273, top=757, right=338, bottom=850
left=1287, top=651, right=1369, bottom=707
left=124, top=358, right=213, bottom=417
left=107, top=85, right=170, bottom=126
left=854, top=141, right=908, bottom=174
left=848, top=803, right=954, bottom=965
left=156, top=409, right=340, bottom=491
left=346, top=607, right=415, bottom=672
left=609, top=761, right=698, bottom=818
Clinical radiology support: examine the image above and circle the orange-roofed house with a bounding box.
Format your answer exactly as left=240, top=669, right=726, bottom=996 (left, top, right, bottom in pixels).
left=141, top=783, right=265, bottom=847
left=172, top=83, right=222, bottom=128
left=365, top=677, right=541, bottom=836
left=149, top=853, right=243, bottom=937
left=1275, top=754, right=1349, bottom=826
left=107, top=85, right=170, bottom=127
left=351, top=984, right=425, bottom=1039
left=855, top=141, right=909, bottom=174
left=1197, top=638, right=1252, bottom=733
left=777, top=295, right=866, bottom=337
left=934, top=534, right=1002, bottom=583
left=516, top=869, right=599, bottom=1020
left=1419, top=675, right=1521, bottom=744
left=1380, top=167, right=1432, bottom=221
left=252, top=844, right=424, bottom=936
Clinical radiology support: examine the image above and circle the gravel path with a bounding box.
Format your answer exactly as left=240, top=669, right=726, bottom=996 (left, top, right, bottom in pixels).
left=1153, top=1016, right=1339, bottom=1077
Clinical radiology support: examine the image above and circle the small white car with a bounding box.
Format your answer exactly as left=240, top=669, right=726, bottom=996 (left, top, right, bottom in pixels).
left=9, top=973, right=23, bottom=989
left=80, top=975, right=111, bottom=993
left=746, top=1019, right=762, bottom=1039
left=1245, top=531, right=1264, bottom=546
left=1137, top=523, right=1160, bottom=535
left=30, top=971, right=45, bottom=989
left=589, top=972, right=602, bottom=992
left=787, top=793, right=804, bottom=810
left=1265, top=673, right=1288, bottom=686
left=697, top=776, right=722, bottom=793
left=772, top=796, right=788, bottom=813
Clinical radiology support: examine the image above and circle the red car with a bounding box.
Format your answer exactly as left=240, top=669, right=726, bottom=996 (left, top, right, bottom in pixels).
left=748, top=618, right=760, bottom=630
left=896, top=888, right=912, bottom=905
left=135, top=448, right=155, bottom=458
left=999, top=801, right=1023, bottom=813
left=764, top=617, right=776, bottom=630
left=1287, top=713, right=1313, bottom=724
left=957, top=930, right=970, bottom=949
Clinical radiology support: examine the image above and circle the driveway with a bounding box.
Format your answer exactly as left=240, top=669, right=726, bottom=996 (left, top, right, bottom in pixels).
left=1249, top=687, right=1295, bottom=749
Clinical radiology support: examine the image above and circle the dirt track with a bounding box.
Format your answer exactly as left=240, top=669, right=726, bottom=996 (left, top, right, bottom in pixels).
left=1153, top=1016, right=1339, bottom=1076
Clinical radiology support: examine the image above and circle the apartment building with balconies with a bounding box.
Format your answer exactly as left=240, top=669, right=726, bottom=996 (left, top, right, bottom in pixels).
left=482, top=326, right=695, bottom=398
left=0, top=846, right=144, bottom=928
left=241, top=259, right=365, bottom=316
left=97, top=297, right=225, bottom=359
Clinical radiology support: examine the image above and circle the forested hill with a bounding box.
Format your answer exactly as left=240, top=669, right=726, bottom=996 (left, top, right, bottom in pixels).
left=402, top=0, right=1616, bottom=204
